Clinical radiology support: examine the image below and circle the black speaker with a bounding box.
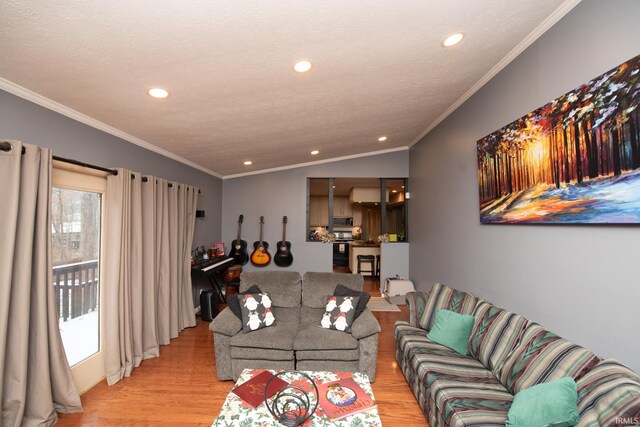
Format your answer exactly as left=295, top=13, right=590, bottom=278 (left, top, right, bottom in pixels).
left=196, top=210, right=205, bottom=218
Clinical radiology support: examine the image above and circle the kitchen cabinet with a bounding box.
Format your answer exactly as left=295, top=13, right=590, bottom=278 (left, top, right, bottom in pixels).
left=333, top=196, right=352, bottom=217
left=350, top=187, right=389, bottom=204
left=309, top=196, right=329, bottom=226
left=352, top=204, right=362, bottom=226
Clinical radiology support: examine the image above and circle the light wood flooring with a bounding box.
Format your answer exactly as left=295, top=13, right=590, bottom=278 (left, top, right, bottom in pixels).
left=57, top=275, right=428, bottom=426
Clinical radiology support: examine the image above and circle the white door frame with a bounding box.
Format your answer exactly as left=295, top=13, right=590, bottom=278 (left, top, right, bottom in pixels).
left=52, top=162, right=108, bottom=394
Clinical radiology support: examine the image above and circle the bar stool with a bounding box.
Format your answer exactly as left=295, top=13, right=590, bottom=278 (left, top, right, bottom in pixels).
left=375, top=254, right=380, bottom=278
left=357, top=255, right=375, bottom=276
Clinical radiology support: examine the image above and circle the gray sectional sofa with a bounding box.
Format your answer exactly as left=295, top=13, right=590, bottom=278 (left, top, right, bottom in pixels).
left=210, top=271, right=381, bottom=382
left=395, top=283, right=640, bottom=427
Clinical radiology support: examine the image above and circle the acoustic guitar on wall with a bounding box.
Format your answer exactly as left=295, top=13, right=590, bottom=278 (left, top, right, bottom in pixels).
left=228, top=214, right=249, bottom=265
left=250, top=216, right=271, bottom=267
left=274, top=216, right=293, bottom=267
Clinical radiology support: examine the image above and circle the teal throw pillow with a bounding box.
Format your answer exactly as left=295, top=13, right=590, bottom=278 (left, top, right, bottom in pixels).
left=426, top=309, right=475, bottom=355
left=506, top=377, right=579, bottom=427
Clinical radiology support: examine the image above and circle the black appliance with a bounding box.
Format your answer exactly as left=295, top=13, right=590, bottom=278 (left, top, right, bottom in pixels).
left=332, top=231, right=353, bottom=267
left=333, top=242, right=350, bottom=267
left=334, top=217, right=353, bottom=226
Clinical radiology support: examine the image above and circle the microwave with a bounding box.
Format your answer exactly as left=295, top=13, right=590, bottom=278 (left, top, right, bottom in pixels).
left=334, top=217, right=353, bottom=226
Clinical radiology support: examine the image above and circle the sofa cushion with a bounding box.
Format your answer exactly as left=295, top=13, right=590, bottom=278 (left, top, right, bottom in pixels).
left=411, top=344, right=497, bottom=393
left=320, top=295, right=360, bottom=333
left=576, top=358, right=640, bottom=427
left=302, top=272, right=363, bottom=308
left=230, top=306, right=299, bottom=351
left=496, top=323, right=600, bottom=394
left=429, top=376, right=513, bottom=427
left=333, top=284, right=370, bottom=320
left=468, top=300, right=530, bottom=372
left=427, top=309, right=475, bottom=356
left=295, top=348, right=360, bottom=361
left=239, top=271, right=301, bottom=307
left=395, top=322, right=496, bottom=392
left=395, top=320, right=427, bottom=345
left=230, top=347, right=293, bottom=361
left=506, top=377, right=579, bottom=427
left=239, top=293, right=276, bottom=333
left=295, top=307, right=359, bottom=351
left=418, top=283, right=478, bottom=331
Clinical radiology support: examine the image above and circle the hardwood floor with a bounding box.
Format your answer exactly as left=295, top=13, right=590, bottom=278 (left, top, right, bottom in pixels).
left=57, top=275, right=428, bottom=426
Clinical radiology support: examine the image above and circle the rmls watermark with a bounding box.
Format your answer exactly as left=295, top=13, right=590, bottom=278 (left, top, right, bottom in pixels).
left=616, top=417, right=640, bottom=425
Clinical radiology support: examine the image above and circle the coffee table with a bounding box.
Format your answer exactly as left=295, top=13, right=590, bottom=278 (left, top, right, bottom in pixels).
left=212, top=369, right=381, bottom=426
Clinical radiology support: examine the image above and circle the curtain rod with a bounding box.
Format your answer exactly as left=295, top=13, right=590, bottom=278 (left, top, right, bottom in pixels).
left=1, top=140, right=28, bottom=155
left=2, top=142, right=202, bottom=194
left=53, top=155, right=119, bottom=175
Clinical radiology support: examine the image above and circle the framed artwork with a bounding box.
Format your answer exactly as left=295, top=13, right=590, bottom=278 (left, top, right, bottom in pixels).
left=477, top=53, right=640, bottom=224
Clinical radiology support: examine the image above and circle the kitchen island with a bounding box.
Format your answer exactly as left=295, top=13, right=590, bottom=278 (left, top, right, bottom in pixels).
left=349, top=241, right=380, bottom=276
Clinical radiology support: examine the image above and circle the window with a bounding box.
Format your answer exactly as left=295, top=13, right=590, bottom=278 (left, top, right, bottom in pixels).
left=307, top=177, right=408, bottom=242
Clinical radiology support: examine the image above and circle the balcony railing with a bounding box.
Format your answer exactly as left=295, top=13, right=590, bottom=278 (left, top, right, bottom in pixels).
left=53, top=260, right=99, bottom=321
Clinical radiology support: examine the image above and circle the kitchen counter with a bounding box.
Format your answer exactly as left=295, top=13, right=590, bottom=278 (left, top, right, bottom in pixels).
left=349, top=244, right=381, bottom=276
left=350, top=241, right=380, bottom=248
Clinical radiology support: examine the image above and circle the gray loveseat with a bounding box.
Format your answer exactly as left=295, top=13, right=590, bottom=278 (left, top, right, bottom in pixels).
left=210, top=271, right=381, bottom=382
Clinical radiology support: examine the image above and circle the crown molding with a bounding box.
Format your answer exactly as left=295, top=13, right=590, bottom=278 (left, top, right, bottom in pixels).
left=0, top=77, right=223, bottom=179
left=223, top=146, right=409, bottom=179
left=408, top=0, right=582, bottom=148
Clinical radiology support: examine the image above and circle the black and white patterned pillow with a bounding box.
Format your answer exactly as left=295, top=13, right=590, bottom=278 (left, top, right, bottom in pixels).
left=239, top=293, right=276, bottom=333
left=319, top=295, right=360, bottom=333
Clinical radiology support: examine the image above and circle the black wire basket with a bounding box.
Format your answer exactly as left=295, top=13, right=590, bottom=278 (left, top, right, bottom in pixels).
left=264, top=371, right=319, bottom=427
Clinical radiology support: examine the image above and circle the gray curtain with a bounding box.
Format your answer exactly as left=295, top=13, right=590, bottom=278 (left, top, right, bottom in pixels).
left=0, top=140, right=82, bottom=426
left=104, top=169, right=198, bottom=386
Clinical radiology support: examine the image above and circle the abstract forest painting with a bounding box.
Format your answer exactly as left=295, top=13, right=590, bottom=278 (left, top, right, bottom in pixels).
left=477, top=54, right=640, bottom=224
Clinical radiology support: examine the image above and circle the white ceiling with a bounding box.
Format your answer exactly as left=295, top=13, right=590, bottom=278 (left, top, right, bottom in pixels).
left=0, top=0, right=579, bottom=178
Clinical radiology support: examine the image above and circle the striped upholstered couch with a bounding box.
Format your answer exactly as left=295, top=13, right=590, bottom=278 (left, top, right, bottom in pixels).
left=395, top=283, right=640, bottom=426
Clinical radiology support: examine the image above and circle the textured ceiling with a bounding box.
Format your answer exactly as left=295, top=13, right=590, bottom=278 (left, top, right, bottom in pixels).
left=0, top=0, right=578, bottom=177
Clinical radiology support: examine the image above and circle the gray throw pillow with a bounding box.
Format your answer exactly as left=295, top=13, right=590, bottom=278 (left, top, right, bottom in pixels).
left=239, top=293, right=276, bottom=333
left=320, top=295, right=360, bottom=333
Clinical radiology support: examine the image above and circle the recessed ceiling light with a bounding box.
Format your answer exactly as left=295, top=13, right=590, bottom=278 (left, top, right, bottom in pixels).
left=333, top=185, right=336, bottom=189
left=311, top=150, right=319, bottom=155
left=148, top=88, right=169, bottom=98
left=442, top=32, right=464, bottom=47
left=392, top=190, right=398, bottom=193
left=402, top=185, right=405, bottom=188
left=293, top=60, right=312, bottom=73
left=243, top=161, right=252, bottom=166
left=378, top=136, right=388, bottom=142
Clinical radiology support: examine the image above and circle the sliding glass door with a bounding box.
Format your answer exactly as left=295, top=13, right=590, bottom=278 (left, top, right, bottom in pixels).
left=52, top=166, right=106, bottom=393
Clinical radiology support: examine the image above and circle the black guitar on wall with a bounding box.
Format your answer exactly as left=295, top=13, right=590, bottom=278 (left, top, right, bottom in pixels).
left=228, top=214, right=249, bottom=265
left=274, top=216, right=293, bottom=267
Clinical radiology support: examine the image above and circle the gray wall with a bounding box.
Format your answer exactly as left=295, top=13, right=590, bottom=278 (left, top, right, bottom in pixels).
left=222, top=150, right=409, bottom=274
left=409, top=0, right=640, bottom=372
left=380, top=242, right=410, bottom=289
left=0, top=89, right=222, bottom=249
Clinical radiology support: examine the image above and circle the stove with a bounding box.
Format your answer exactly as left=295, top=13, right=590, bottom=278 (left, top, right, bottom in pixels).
left=332, top=231, right=352, bottom=267
left=333, top=231, right=353, bottom=241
